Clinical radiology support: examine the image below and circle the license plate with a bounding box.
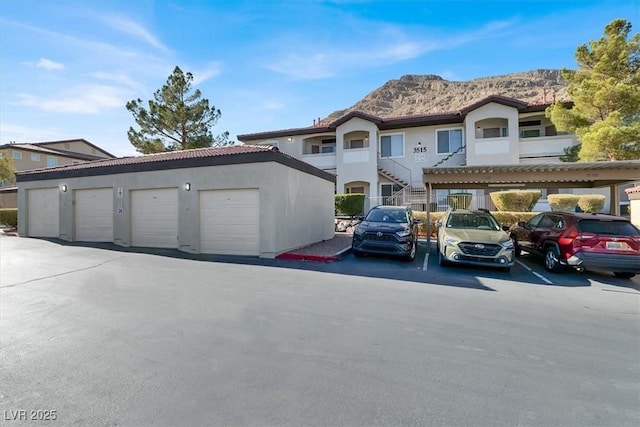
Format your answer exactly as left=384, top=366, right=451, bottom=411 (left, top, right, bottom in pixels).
left=606, top=241, right=626, bottom=250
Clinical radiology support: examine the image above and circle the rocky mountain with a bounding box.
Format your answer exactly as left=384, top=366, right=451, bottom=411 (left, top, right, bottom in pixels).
left=325, top=69, right=569, bottom=121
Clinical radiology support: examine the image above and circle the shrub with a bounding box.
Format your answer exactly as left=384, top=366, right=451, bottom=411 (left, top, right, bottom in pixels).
left=335, top=193, right=365, bottom=217
left=490, top=191, right=534, bottom=212
left=448, top=193, right=472, bottom=209
left=577, top=194, right=605, bottom=213
left=0, top=208, right=17, bottom=227
left=548, top=194, right=580, bottom=212
left=413, top=211, right=444, bottom=237
left=527, top=190, right=542, bottom=211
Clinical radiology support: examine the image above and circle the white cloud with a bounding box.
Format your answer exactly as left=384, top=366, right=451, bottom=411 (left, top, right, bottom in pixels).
left=35, top=58, right=65, bottom=70
left=17, top=85, right=129, bottom=114
left=90, top=72, right=139, bottom=89
left=191, top=62, right=222, bottom=85
left=0, top=123, right=64, bottom=144
left=102, top=15, right=169, bottom=52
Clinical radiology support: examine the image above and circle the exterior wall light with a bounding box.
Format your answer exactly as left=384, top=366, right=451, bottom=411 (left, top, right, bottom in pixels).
left=60, top=184, right=67, bottom=192
left=184, top=182, right=191, bottom=191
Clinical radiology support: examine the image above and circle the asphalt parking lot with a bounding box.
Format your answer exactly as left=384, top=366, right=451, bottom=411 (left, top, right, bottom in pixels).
left=2, top=236, right=639, bottom=426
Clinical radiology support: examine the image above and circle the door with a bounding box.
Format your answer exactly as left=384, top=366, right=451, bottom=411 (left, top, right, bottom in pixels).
left=131, top=188, right=178, bottom=248
left=27, top=188, right=59, bottom=237
left=200, top=189, right=260, bottom=255
left=75, top=188, right=113, bottom=242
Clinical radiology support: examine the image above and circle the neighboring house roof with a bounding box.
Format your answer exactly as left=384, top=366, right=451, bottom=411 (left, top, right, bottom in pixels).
left=16, top=145, right=336, bottom=183
left=0, top=138, right=116, bottom=160
left=0, top=185, right=18, bottom=193
left=237, top=95, right=558, bottom=142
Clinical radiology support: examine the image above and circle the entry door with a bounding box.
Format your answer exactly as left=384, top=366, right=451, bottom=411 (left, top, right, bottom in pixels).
left=200, top=189, right=260, bottom=255
left=75, top=188, right=113, bottom=242
left=27, top=188, right=59, bottom=237
left=131, top=188, right=178, bottom=248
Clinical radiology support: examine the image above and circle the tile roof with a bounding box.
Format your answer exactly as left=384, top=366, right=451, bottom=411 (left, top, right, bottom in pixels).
left=17, top=145, right=278, bottom=175
left=0, top=143, right=109, bottom=161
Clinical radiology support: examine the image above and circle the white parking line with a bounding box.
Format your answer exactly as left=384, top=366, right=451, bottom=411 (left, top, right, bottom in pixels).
left=422, top=252, right=430, bottom=271
left=516, top=260, right=554, bottom=285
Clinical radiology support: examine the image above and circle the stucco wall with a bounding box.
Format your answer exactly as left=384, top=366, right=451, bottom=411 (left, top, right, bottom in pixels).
left=17, top=161, right=334, bottom=258
left=465, top=103, right=520, bottom=166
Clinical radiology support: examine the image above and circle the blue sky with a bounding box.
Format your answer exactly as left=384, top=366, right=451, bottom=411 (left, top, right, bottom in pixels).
left=0, top=0, right=637, bottom=156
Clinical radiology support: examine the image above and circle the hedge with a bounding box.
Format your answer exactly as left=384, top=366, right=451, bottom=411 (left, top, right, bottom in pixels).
left=335, top=193, right=365, bottom=217
left=548, top=194, right=580, bottom=212
left=412, top=210, right=538, bottom=237
left=0, top=208, right=17, bottom=227
left=447, top=193, right=472, bottom=209
left=577, top=194, right=605, bottom=213
left=490, top=190, right=541, bottom=212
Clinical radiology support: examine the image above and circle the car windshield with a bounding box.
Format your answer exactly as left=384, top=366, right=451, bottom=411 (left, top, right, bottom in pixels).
left=446, top=213, right=500, bottom=230
left=366, top=209, right=408, bottom=223
left=578, top=219, right=639, bottom=236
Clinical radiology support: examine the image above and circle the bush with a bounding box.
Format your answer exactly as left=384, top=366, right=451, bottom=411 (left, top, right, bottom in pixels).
left=527, top=190, right=542, bottom=211
left=577, top=194, right=605, bottom=213
left=447, top=193, right=472, bottom=209
left=548, top=194, right=580, bottom=212
left=413, top=211, right=444, bottom=237
left=0, top=208, right=17, bottom=227
left=335, top=193, right=365, bottom=217
left=490, top=191, right=535, bottom=212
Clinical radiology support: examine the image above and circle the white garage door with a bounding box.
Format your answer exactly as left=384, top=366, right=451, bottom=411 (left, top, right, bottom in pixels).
left=131, top=188, right=178, bottom=248
left=200, top=189, right=260, bottom=255
left=28, top=188, right=59, bottom=237
left=75, top=188, right=113, bottom=242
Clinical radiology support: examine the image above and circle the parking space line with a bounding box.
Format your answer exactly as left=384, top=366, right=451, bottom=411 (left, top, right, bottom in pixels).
left=422, top=253, right=430, bottom=271
left=516, top=260, right=553, bottom=285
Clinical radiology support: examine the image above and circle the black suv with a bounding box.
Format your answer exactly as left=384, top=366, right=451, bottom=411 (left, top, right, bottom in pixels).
left=352, top=205, right=420, bottom=261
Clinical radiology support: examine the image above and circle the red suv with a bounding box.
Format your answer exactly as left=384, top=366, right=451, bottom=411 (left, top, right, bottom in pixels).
left=508, top=212, right=640, bottom=278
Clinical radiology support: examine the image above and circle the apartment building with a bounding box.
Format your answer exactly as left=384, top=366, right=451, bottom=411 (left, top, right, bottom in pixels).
left=238, top=95, right=579, bottom=211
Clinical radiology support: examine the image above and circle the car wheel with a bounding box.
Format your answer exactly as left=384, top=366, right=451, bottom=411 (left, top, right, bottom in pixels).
left=438, top=248, right=449, bottom=267
left=511, top=236, right=521, bottom=257
left=405, top=241, right=417, bottom=262
left=544, top=246, right=562, bottom=273
left=613, top=272, right=636, bottom=279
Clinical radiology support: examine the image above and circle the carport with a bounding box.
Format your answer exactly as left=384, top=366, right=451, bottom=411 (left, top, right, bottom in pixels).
left=422, top=160, right=640, bottom=244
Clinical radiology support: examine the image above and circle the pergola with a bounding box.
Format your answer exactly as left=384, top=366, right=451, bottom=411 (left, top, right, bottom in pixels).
left=422, top=160, right=640, bottom=242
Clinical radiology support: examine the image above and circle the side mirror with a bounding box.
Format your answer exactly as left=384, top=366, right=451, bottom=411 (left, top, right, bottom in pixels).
left=435, top=220, right=442, bottom=228
left=358, top=216, right=365, bottom=222
left=501, top=225, right=510, bottom=232
left=413, top=219, right=421, bottom=225
left=517, top=221, right=526, bottom=228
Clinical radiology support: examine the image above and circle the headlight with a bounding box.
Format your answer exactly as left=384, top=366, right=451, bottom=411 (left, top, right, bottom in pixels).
left=354, top=226, right=365, bottom=235
left=500, top=240, right=514, bottom=249
left=443, top=236, right=458, bottom=246
left=396, top=229, right=411, bottom=237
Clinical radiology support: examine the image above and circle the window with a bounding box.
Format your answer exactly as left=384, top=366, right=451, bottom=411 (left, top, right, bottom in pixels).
left=380, top=134, right=404, bottom=158
left=482, top=127, right=508, bottom=138
left=437, top=129, right=463, bottom=154
left=31, top=153, right=40, bottom=161
left=311, top=145, right=320, bottom=154
left=47, top=156, right=57, bottom=167
left=520, top=129, right=540, bottom=138
left=345, top=139, right=366, bottom=149
left=12, top=151, right=22, bottom=159
left=346, top=186, right=365, bottom=194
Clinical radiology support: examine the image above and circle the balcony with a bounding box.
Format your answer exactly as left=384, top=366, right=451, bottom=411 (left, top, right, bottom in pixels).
left=301, top=152, right=337, bottom=169
left=519, top=135, right=578, bottom=161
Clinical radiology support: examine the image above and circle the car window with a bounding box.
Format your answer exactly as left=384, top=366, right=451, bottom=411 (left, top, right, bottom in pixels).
left=446, top=213, right=500, bottom=230
left=578, top=219, right=639, bottom=236
left=537, top=215, right=557, bottom=229
left=526, top=214, right=543, bottom=228
left=366, top=209, right=408, bottom=223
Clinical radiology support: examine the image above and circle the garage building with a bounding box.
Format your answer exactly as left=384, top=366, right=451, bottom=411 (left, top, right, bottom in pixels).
left=16, top=145, right=336, bottom=258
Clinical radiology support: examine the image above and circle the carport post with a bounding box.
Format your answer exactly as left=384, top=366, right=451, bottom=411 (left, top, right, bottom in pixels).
left=426, top=182, right=432, bottom=251
left=610, top=184, right=620, bottom=216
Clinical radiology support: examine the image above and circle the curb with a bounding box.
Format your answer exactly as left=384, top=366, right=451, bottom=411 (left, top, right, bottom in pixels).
left=276, top=246, right=352, bottom=263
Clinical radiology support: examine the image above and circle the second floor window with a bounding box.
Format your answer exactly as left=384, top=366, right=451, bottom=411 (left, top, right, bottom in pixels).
left=12, top=151, right=22, bottom=159
left=380, top=134, right=404, bottom=158
left=437, top=129, right=463, bottom=154
left=31, top=153, right=40, bottom=161
left=47, top=156, right=57, bottom=167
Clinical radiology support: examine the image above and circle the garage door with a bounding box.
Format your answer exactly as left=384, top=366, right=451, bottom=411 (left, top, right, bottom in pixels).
left=131, top=188, right=178, bottom=248
left=75, top=188, right=113, bottom=242
left=200, top=189, right=260, bottom=255
left=27, top=188, right=59, bottom=237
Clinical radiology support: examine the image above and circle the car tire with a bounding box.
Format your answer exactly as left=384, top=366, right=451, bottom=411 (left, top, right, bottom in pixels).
left=544, top=246, right=563, bottom=273
left=613, top=272, right=636, bottom=279
left=438, top=249, right=449, bottom=267
left=405, top=241, right=417, bottom=262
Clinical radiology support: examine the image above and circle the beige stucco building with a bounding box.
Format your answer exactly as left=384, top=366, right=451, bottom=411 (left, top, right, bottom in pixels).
left=16, top=145, right=335, bottom=258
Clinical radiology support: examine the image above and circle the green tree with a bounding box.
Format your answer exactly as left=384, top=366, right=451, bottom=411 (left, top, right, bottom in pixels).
left=0, top=153, right=16, bottom=185
left=546, top=19, right=640, bottom=161
left=126, top=66, right=229, bottom=154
